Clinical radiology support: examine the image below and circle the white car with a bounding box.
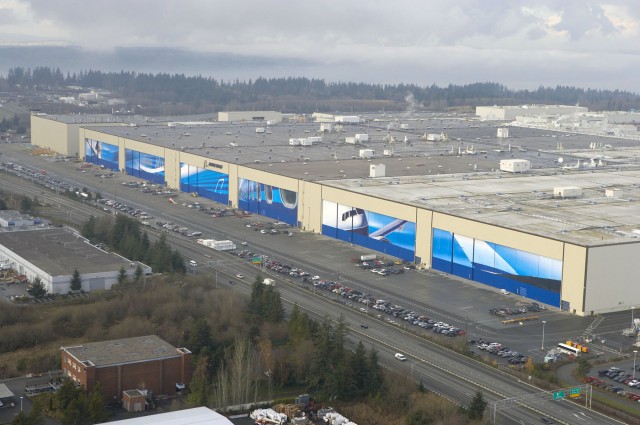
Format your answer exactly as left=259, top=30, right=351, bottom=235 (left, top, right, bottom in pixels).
left=500, top=289, right=510, bottom=295
left=235, top=274, right=245, bottom=279
left=395, top=353, right=407, bottom=361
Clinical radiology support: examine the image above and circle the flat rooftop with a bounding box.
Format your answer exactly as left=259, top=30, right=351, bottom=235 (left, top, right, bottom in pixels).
left=0, top=228, right=133, bottom=275
left=89, top=112, right=638, bottom=181
left=62, top=335, right=181, bottom=368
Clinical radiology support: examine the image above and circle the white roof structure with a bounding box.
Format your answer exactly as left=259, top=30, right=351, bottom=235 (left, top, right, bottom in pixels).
left=106, top=407, right=233, bottom=425
left=0, top=383, right=14, bottom=399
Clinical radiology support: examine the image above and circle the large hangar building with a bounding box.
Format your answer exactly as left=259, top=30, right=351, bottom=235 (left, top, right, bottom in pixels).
left=30, top=109, right=640, bottom=316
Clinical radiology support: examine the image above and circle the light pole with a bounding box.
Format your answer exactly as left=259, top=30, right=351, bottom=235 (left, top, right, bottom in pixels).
left=632, top=306, right=636, bottom=328
left=20, top=396, right=23, bottom=412
left=633, top=350, right=638, bottom=380
left=541, top=320, right=547, bottom=351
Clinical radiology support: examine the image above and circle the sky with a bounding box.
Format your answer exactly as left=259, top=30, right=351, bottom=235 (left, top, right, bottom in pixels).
left=1, top=0, right=639, bottom=92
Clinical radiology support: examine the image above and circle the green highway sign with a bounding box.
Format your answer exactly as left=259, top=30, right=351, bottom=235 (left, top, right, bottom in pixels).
left=553, top=390, right=565, bottom=400
left=570, top=387, right=581, bottom=398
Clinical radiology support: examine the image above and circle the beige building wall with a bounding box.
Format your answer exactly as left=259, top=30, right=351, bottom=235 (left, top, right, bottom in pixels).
left=31, top=114, right=72, bottom=155
left=584, top=243, right=640, bottom=314
left=415, top=209, right=434, bottom=265
left=299, top=181, right=323, bottom=232
left=561, top=244, right=587, bottom=315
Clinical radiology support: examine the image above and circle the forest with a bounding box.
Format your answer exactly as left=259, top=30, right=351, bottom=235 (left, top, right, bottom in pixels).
left=2, top=66, right=640, bottom=114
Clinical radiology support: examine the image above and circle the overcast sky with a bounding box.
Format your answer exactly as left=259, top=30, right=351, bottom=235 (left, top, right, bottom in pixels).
left=1, top=0, right=639, bottom=92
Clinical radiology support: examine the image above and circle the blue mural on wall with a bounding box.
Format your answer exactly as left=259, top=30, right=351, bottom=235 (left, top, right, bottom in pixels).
left=432, top=228, right=562, bottom=306
left=125, top=149, right=165, bottom=184
left=85, top=138, right=119, bottom=171
left=237, top=178, right=298, bottom=225
left=180, top=163, right=229, bottom=205
left=321, top=200, right=416, bottom=261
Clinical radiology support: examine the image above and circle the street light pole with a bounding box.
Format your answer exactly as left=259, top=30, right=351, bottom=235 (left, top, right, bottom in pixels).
left=541, top=320, right=547, bottom=351
left=20, top=396, right=23, bottom=412
left=634, top=350, right=638, bottom=380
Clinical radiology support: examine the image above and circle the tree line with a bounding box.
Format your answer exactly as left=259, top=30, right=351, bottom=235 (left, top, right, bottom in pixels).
left=3, top=66, right=640, bottom=113
left=81, top=214, right=186, bottom=274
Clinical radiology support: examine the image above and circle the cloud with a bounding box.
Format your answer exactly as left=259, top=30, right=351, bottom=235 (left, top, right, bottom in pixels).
left=0, top=0, right=638, bottom=91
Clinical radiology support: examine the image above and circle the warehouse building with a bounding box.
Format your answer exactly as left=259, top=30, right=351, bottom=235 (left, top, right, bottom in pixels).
left=0, top=227, right=150, bottom=294
left=475, top=104, right=588, bottom=121
left=217, top=111, right=282, bottom=123
left=29, top=110, right=640, bottom=315
left=60, top=335, right=192, bottom=401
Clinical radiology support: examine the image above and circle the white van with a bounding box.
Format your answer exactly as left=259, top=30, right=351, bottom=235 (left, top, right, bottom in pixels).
left=189, top=260, right=198, bottom=267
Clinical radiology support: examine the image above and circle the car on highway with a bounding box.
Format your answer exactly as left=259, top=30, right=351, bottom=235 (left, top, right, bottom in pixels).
left=235, top=274, right=244, bottom=279
left=360, top=323, right=368, bottom=329
left=395, top=353, right=407, bottom=361
left=541, top=417, right=554, bottom=424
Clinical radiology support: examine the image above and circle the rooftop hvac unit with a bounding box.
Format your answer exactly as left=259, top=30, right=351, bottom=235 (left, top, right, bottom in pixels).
left=553, top=186, right=582, bottom=198
left=370, top=164, right=386, bottom=177
left=605, top=188, right=622, bottom=198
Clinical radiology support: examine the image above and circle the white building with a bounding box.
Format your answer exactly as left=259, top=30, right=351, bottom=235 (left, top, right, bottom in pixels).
left=476, top=105, right=588, bottom=120
left=0, top=228, right=151, bottom=294
left=217, top=111, right=282, bottom=123
left=0, top=210, right=44, bottom=228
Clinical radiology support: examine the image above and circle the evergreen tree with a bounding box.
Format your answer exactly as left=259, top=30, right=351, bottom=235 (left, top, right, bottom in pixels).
left=70, top=269, right=82, bottom=292
left=187, top=354, right=211, bottom=406
left=11, top=411, right=28, bottom=425
left=349, top=341, right=368, bottom=396
left=20, top=197, right=32, bottom=214
left=468, top=391, right=487, bottom=421
left=87, top=383, right=109, bottom=423
left=188, top=318, right=212, bottom=356
left=28, top=399, right=46, bottom=425
left=117, top=267, right=127, bottom=284
left=54, top=378, right=80, bottom=411
left=61, top=397, right=86, bottom=425
left=365, top=347, right=385, bottom=397
left=134, top=264, right=143, bottom=282
left=263, top=286, right=284, bottom=322
left=81, top=215, right=97, bottom=242
left=27, top=276, right=48, bottom=298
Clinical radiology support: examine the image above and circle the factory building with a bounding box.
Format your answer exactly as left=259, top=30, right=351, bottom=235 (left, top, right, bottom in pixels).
left=60, top=335, right=192, bottom=401
left=29, top=110, right=640, bottom=315
left=217, top=111, right=282, bottom=123
left=475, top=105, right=588, bottom=121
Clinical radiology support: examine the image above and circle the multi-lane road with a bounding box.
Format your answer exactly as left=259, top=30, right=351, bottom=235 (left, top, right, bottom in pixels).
left=1, top=146, right=635, bottom=424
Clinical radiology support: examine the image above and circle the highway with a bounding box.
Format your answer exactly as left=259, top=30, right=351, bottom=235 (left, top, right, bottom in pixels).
left=0, top=149, right=632, bottom=424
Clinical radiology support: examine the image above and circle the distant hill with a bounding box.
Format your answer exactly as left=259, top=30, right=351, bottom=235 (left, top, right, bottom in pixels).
left=1, top=46, right=639, bottom=114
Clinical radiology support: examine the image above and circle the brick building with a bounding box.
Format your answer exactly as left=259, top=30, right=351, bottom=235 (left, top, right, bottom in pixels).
left=60, top=335, right=191, bottom=401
